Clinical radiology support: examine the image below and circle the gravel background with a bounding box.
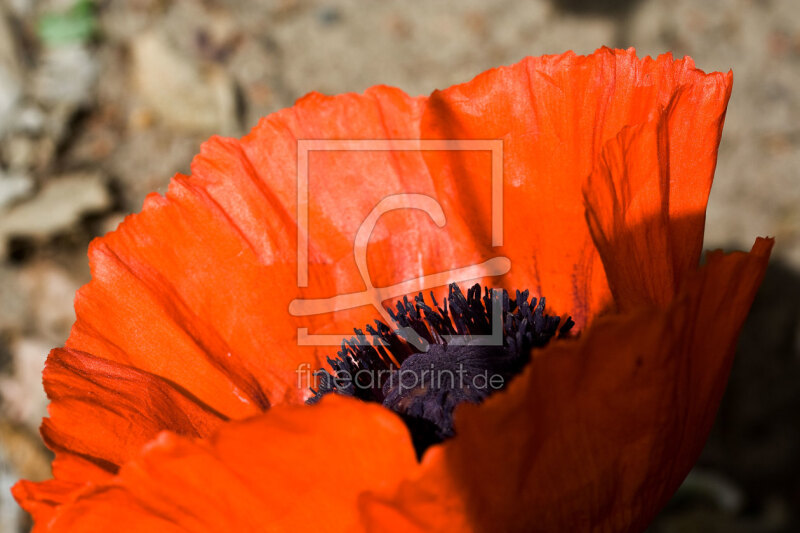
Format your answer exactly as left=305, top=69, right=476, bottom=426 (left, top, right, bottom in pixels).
left=0, top=1, right=798, bottom=531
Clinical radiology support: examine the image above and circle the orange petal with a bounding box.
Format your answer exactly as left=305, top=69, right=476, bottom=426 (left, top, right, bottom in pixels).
left=362, top=238, right=772, bottom=532
left=20, top=48, right=739, bottom=527
left=585, top=82, right=733, bottom=310
left=23, top=79, right=493, bottom=523
left=12, top=454, right=113, bottom=527
left=62, top=84, right=494, bottom=419
left=42, top=85, right=480, bottom=475
left=420, top=48, right=732, bottom=325
left=13, top=348, right=227, bottom=522
left=47, top=49, right=732, bottom=442
left=37, top=396, right=417, bottom=533
left=584, top=118, right=677, bottom=308
left=41, top=348, right=227, bottom=470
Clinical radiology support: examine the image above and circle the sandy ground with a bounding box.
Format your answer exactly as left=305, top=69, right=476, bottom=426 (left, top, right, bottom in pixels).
left=0, top=0, right=798, bottom=531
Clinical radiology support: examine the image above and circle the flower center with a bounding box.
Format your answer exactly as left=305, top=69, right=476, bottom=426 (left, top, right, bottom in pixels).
left=307, top=283, right=574, bottom=457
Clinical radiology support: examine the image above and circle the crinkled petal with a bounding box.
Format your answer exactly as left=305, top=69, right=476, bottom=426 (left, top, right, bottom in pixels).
left=26, top=240, right=772, bottom=532
left=361, top=238, right=772, bottom=532
left=40, top=349, right=227, bottom=468
left=31, top=85, right=489, bottom=487
left=12, top=455, right=113, bottom=526
left=14, top=348, right=227, bottom=523
left=15, top=48, right=742, bottom=528
left=584, top=83, right=732, bottom=310
left=584, top=118, right=677, bottom=308
left=61, top=83, right=506, bottom=415
left=420, top=47, right=732, bottom=324
left=36, top=396, right=417, bottom=533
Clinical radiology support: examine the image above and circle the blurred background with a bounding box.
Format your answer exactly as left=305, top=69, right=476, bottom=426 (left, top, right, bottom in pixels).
left=0, top=0, right=798, bottom=531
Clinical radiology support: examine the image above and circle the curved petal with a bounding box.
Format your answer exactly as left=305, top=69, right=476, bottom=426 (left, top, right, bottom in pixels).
left=35, top=85, right=488, bottom=483
left=420, top=47, right=732, bottom=325
left=13, top=86, right=437, bottom=517
left=584, top=86, right=732, bottom=310
left=584, top=118, right=677, bottom=308
left=22, top=240, right=772, bottom=533
left=59, top=48, right=733, bottom=429
left=61, top=84, right=501, bottom=417
left=35, top=396, right=417, bottom=533
left=40, top=349, right=227, bottom=468
left=361, top=238, right=772, bottom=532
left=11, top=455, right=113, bottom=528
left=16, top=48, right=739, bottom=527
left=14, top=348, right=227, bottom=523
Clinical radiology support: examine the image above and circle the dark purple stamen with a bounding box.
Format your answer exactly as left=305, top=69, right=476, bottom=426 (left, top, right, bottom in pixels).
left=307, top=283, right=574, bottom=457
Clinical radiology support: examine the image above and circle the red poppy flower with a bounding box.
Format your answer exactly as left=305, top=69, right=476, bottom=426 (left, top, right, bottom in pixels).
left=13, top=47, right=771, bottom=532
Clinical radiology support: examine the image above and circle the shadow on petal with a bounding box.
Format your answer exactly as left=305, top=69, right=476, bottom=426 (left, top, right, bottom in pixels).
left=360, top=219, right=771, bottom=533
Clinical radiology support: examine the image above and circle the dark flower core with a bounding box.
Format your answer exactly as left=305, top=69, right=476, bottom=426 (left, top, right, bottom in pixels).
left=307, top=283, right=574, bottom=457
